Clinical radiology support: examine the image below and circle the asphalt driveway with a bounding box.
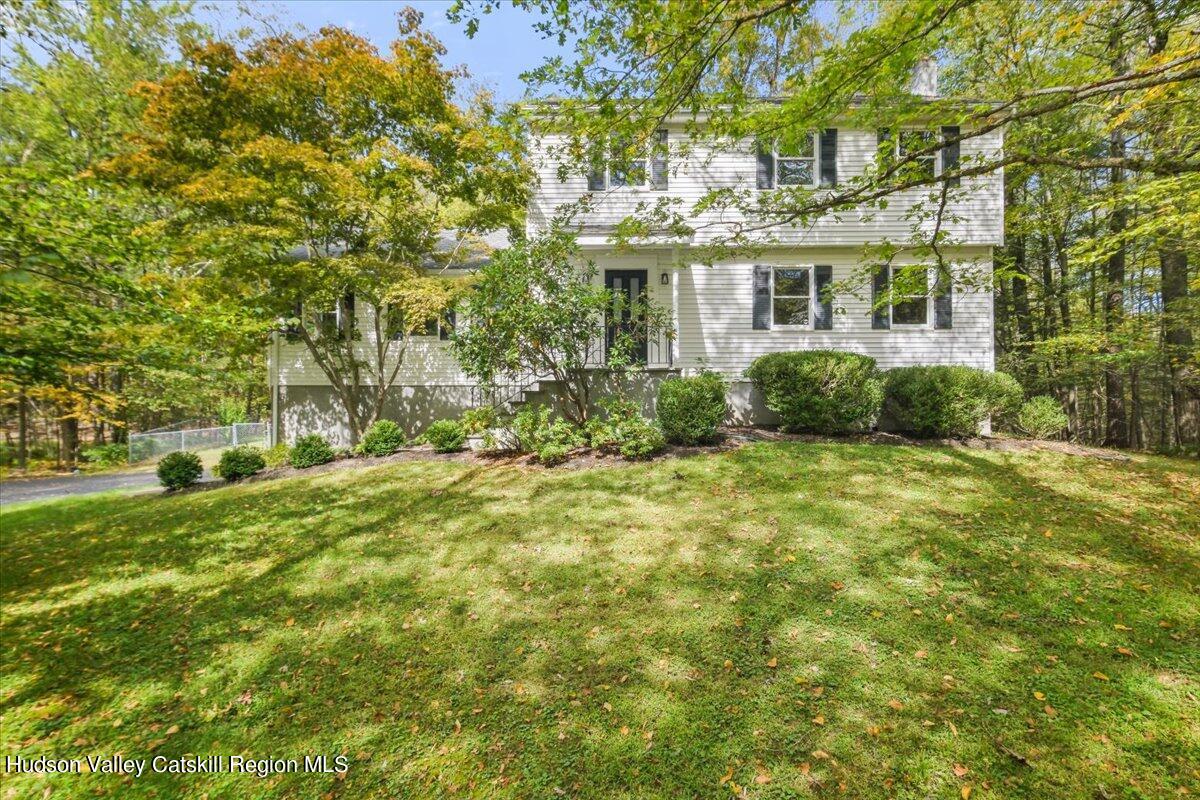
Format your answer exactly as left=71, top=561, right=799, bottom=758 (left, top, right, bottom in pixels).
left=1, top=470, right=213, bottom=506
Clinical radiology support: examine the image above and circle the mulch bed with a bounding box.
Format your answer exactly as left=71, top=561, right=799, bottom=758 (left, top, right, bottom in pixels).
left=169, top=426, right=1128, bottom=497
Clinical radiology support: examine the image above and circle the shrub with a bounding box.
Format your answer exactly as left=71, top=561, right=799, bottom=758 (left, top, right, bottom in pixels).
left=506, top=406, right=583, bottom=462
left=510, top=405, right=554, bottom=452
left=884, top=366, right=1023, bottom=438
left=461, top=406, right=497, bottom=436
left=356, top=419, right=406, bottom=457
left=656, top=373, right=727, bottom=445
left=157, top=451, right=202, bottom=490
left=584, top=397, right=665, bottom=460
left=425, top=420, right=467, bottom=453
left=262, top=443, right=291, bottom=469
left=290, top=434, right=335, bottom=468
left=745, top=351, right=883, bottom=434
left=81, top=443, right=127, bottom=468
left=616, top=416, right=666, bottom=460
left=1017, top=395, right=1069, bottom=439
left=216, top=445, right=265, bottom=481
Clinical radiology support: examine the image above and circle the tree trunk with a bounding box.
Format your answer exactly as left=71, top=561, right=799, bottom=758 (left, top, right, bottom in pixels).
left=1103, top=24, right=1130, bottom=449
left=61, top=414, right=79, bottom=468
left=17, top=387, right=28, bottom=471
left=1160, top=245, right=1194, bottom=446
left=1103, top=132, right=1128, bottom=448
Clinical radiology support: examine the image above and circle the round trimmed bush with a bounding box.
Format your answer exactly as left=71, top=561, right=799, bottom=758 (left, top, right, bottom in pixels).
left=157, top=451, right=203, bottom=490
left=425, top=420, right=466, bottom=453
left=357, top=419, right=406, bottom=457
left=884, top=366, right=1023, bottom=438
left=290, top=434, right=335, bottom=468
left=216, top=445, right=265, bottom=481
left=1017, top=395, right=1068, bottom=439
left=744, top=350, right=883, bottom=433
left=657, top=373, right=727, bottom=445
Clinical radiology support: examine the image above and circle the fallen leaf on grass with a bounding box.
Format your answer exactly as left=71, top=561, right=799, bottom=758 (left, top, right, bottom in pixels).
left=953, top=764, right=969, bottom=777
left=888, top=699, right=904, bottom=711
left=1093, top=671, right=1110, bottom=681
left=812, top=715, right=825, bottom=725
left=766, top=657, right=777, bottom=668
left=961, top=786, right=972, bottom=799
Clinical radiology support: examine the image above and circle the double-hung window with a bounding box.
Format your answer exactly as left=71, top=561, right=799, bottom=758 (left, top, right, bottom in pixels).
left=878, top=129, right=939, bottom=181
left=588, top=131, right=668, bottom=190
left=772, top=267, right=812, bottom=327
left=608, top=135, right=647, bottom=188
left=890, top=266, right=929, bottom=326
left=775, top=132, right=817, bottom=187
left=898, top=130, right=937, bottom=181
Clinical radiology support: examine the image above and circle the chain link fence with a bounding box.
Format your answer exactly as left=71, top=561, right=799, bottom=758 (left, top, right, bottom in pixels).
left=128, top=423, right=268, bottom=463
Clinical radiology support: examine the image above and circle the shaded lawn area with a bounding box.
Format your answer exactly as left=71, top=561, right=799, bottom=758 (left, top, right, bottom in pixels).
left=1, top=443, right=1197, bottom=799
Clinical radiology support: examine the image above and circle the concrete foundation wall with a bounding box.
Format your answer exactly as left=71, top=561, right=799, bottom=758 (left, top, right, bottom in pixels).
left=276, top=376, right=786, bottom=445
left=277, top=385, right=478, bottom=447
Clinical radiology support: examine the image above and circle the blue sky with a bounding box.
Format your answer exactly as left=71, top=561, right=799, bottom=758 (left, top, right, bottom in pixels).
left=197, top=1, right=558, bottom=101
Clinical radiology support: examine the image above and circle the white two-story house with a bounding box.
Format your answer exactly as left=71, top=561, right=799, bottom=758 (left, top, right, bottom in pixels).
left=269, top=90, right=1002, bottom=445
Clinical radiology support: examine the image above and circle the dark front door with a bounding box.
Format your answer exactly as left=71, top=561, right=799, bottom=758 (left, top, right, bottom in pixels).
left=604, top=269, right=648, bottom=365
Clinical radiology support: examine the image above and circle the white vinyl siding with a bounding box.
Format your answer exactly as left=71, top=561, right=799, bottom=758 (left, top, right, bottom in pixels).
left=666, top=246, right=994, bottom=374
left=528, top=126, right=1004, bottom=247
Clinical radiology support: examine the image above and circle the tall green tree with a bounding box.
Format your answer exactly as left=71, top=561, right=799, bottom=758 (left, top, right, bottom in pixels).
left=456, top=0, right=1199, bottom=450
left=0, top=0, right=208, bottom=466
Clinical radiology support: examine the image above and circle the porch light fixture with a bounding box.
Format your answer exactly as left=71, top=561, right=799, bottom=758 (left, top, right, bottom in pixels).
left=660, top=272, right=670, bottom=285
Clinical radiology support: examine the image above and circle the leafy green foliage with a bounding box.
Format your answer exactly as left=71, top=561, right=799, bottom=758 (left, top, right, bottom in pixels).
left=110, top=14, right=528, bottom=445
left=289, top=434, right=335, bottom=469
left=745, top=351, right=884, bottom=434
left=262, top=443, right=292, bottom=470
left=1018, top=395, right=1070, bottom=439
left=216, top=397, right=249, bottom=426
left=216, top=445, right=266, bottom=482
left=452, top=227, right=670, bottom=424
left=156, top=451, right=202, bottom=490
left=80, top=443, right=128, bottom=469
left=885, top=366, right=1023, bottom=438
left=460, top=406, right=498, bottom=436
left=585, top=397, right=665, bottom=460
left=356, top=420, right=407, bottom=457
left=656, top=373, right=727, bottom=445
left=425, top=420, right=467, bottom=453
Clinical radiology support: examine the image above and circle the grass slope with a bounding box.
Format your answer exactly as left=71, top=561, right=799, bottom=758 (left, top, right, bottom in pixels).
left=2, top=443, right=1197, bottom=799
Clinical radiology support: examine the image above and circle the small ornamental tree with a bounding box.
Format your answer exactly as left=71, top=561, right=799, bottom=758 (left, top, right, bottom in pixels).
left=108, top=13, right=528, bottom=445
left=452, top=227, right=670, bottom=424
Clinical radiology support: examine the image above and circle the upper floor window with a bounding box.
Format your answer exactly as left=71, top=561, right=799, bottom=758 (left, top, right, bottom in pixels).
left=588, top=130, right=669, bottom=191
left=757, top=130, right=836, bottom=189
left=879, top=128, right=959, bottom=184
left=775, top=133, right=817, bottom=187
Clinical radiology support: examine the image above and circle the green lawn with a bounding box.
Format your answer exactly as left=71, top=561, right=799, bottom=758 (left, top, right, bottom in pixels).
left=2, top=443, right=1197, bottom=798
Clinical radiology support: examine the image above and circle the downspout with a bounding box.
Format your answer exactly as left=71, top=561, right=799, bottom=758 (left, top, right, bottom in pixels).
left=671, top=244, right=681, bottom=370
left=270, top=332, right=280, bottom=446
